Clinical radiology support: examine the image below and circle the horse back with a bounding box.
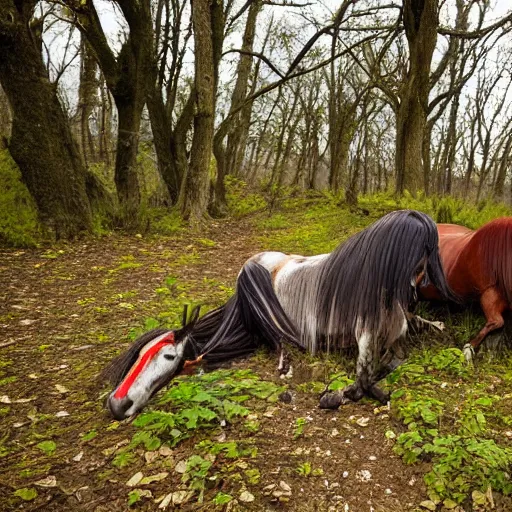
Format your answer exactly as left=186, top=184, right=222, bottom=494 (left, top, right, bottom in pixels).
left=436, top=224, right=477, bottom=298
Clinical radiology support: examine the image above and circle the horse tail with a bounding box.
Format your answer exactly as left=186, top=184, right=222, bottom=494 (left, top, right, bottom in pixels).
left=477, top=219, right=512, bottom=304
left=195, top=261, right=302, bottom=363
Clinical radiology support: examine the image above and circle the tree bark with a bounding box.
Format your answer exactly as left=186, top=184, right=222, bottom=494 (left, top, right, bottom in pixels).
left=0, top=84, right=11, bottom=149
left=77, top=35, right=98, bottom=167
left=395, top=0, right=438, bottom=195
left=180, top=0, right=223, bottom=222
left=0, top=0, right=92, bottom=237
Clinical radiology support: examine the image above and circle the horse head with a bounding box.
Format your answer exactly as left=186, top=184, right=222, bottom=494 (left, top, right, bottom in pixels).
left=104, top=305, right=201, bottom=420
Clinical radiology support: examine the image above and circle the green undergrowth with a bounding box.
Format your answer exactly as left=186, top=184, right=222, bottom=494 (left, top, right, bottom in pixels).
left=387, top=346, right=512, bottom=506
left=113, top=369, right=283, bottom=503
left=129, top=368, right=283, bottom=447
left=0, top=150, right=41, bottom=246
left=232, top=185, right=512, bottom=256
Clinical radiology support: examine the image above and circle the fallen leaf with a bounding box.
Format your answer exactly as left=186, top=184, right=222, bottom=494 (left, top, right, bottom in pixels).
left=443, top=498, right=458, bottom=509
left=19, top=319, right=36, bottom=326
left=35, top=476, right=57, bottom=488
left=55, top=384, right=70, bottom=394
left=174, top=460, right=187, bottom=474
left=126, top=472, right=143, bottom=487
left=356, top=417, right=369, bottom=427
left=239, top=490, right=255, bottom=502
left=419, top=500, right=436, bottom=511
left=145, top=451, right=159, bottom=464
left=139, top=472, right=168, bottom=485
left=72, top=452, right=83, bottom=462
left=172, top=490, right=191, bottom=505
left=158, top=493, right=173, bottom=509
left=158, top=446, right=173, bottom=457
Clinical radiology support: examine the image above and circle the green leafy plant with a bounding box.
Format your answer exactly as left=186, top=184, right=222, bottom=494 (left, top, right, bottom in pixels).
left=36, top=440, right=56, bottom=455
left=14, top=488, right=38, bottom=501
left=293, top=418, right=307, bottom=439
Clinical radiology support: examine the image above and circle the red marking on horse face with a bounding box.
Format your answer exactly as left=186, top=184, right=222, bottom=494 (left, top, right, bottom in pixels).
left=114, top=333, right=175, bottom=400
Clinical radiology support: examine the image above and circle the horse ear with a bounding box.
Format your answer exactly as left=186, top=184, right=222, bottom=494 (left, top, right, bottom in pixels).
left=182, top=304, right=189, bottom=327
left=189, top=305, right=201, bottom=325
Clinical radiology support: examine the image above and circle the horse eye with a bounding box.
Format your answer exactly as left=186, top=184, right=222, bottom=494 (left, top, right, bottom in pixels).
left=164, top=354, right=175, bottom=361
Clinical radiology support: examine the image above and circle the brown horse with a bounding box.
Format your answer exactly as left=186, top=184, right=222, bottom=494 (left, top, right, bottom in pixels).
left=422, top=217, right=512, bottom=361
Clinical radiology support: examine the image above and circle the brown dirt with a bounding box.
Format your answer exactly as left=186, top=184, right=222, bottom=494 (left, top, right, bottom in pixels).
left=0, top=218, right=432, bottom=512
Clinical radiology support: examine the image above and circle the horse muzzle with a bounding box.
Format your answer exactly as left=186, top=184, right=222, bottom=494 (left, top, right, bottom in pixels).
left=107, top=395, right=134, bottom=421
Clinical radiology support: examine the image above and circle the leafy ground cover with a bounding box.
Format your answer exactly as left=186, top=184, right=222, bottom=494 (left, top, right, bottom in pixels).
left=1, top=191, right=511, bottom=511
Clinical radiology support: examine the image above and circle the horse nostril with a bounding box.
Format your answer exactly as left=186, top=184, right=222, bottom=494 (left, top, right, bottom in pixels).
left=108, top=397, right=134, bottom=421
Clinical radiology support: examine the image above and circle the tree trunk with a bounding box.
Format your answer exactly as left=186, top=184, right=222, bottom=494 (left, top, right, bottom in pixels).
left=493, top=134, right=512, bottom=201
left=0, top=84, right=11, bottom=148
left=78, top=36, right=98, bottom=167
left=396, top=0, right=438, bottom=195
left=212, top=1, right=259, bottom=215
left=180, top=0, right=222, bottom=222
left=0, top=0, right=92, bottom=237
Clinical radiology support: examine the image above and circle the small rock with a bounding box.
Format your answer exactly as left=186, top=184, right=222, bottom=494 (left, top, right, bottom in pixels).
left=342, top=471, right=349, bottom=478
left=55, top=411, right=69, bottom=417
left=408, top=477, right=416, bottom=486
left=356, top=470, right=372, bottom=482
left=0, top=395, right=11, bottom=404
left=331, top=428, right=339, bottom=437
left=20, top=319, right=36, bottom=326
left=28, top=374, right=37, bottom=379
left=384, top=488, right=392, bottom=495
left=419, top=501, right=436, bottom=511
left=368, top=456, right=377, bottom=461
left=239, top=491, right=255, bottom=503
left=278, top=391, right=293, bottom=403
left=126, top=472, right=143, bottom=487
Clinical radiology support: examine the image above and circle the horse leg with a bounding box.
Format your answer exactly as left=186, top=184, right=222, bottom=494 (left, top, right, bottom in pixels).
left=277, top=345, right=293, bottom=379
left=464, top=287, right=507, bottom=363
left=407, top=312, right=445, bottom=333
left=319, top=332, right=388, bottom=409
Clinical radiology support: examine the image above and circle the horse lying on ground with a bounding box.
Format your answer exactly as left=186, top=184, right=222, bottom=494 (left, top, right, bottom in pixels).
left=421, top=218, right=512, bottom=362
left=103, top=209, right=456, bottom=420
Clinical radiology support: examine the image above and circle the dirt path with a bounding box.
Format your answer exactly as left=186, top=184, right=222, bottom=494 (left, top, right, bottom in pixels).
left=0, top=217, right=433, bottom=511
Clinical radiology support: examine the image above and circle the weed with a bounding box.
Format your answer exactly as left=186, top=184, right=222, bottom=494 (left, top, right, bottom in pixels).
left=36, top=440, right=56, bottom=455
left=294, top=418, right=307, bottom=439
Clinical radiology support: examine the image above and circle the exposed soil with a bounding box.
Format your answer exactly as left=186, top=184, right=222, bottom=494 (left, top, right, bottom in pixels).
left=0, top=216, right=495, bottom=512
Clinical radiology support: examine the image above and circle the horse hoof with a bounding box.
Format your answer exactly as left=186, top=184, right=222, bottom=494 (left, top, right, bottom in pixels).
left=432, top=321, right=445, bottom=332
left=319, top=392, right=349, bottom=409
left=463, top=343, right=475, bottom=364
